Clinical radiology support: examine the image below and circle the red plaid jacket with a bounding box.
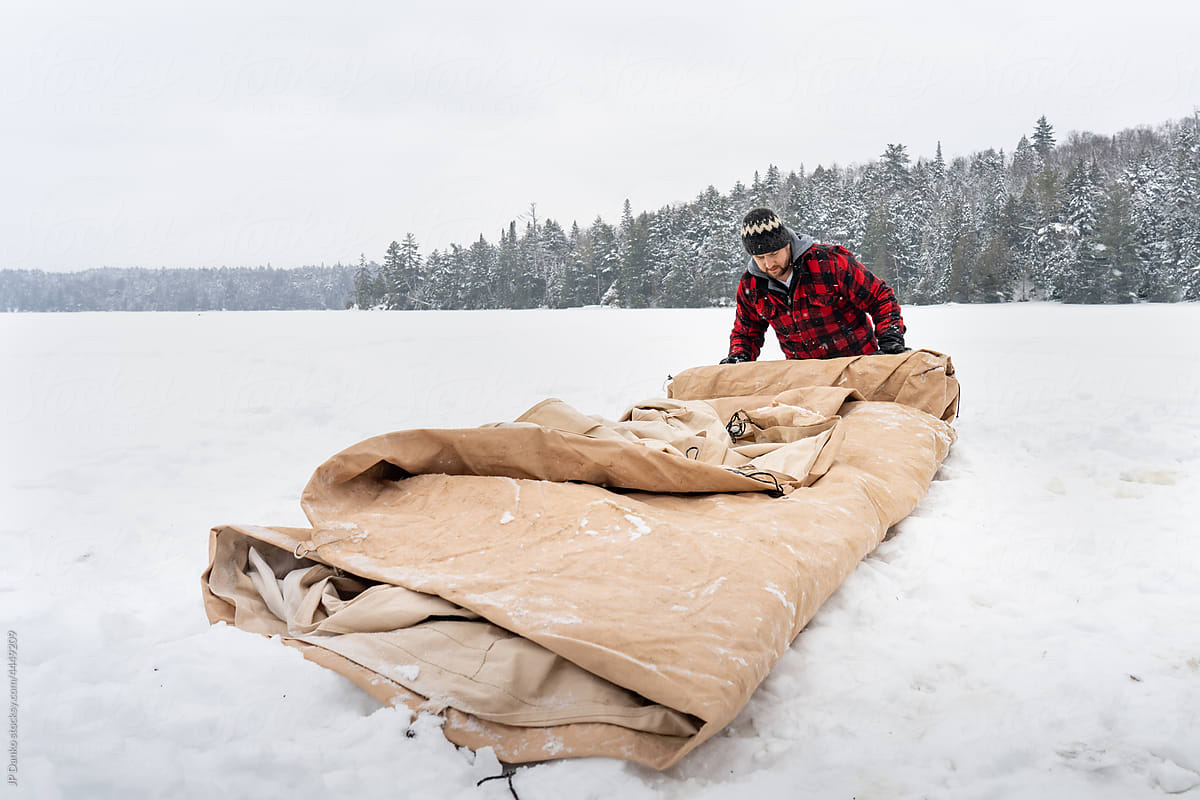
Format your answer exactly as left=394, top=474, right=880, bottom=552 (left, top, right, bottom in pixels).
left=729, top=243, right=905, bottom=360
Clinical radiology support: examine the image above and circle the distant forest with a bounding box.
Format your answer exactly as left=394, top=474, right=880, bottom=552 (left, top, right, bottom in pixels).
left=0, top=265, right=354, bottom=312
left=3, top=113, right=1198, bottom=312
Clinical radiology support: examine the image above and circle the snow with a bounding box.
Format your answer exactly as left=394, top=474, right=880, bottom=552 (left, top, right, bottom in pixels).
left=3, top=303, right=1200, bottom=799
left=624, top=514, right=652, bottom=540
left=393, top=665, right=421, bottom=683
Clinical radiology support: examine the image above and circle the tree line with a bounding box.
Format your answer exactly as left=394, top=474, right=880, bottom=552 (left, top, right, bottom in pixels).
left=4, top=112, right=1198, bottom=313
left=0, top=265, right=354, bottom=312
left=357, top=113, right=1200, bottom=310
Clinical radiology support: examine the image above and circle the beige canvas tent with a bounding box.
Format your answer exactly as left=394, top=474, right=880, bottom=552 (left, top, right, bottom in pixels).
left=202, top=351, right=958, bottom=769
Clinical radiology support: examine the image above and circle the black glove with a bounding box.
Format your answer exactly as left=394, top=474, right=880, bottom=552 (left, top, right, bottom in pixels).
left=719, top=352, right=750, bottom=365
left=876, top=330, right=907, bottom=354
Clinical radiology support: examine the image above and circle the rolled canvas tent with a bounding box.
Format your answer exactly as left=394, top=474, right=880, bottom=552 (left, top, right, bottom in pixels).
left=202, top=350, right=958, bottom=769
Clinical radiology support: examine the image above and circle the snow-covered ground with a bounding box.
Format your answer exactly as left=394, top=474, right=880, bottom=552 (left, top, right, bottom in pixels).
left=2, top=304, right=1198, bottom=799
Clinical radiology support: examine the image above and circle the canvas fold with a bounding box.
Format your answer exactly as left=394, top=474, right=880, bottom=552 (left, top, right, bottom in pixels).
left=201, top=350, right=958, bottom=768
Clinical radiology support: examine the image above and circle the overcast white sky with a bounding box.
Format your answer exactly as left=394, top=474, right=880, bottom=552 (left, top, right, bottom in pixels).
left=3, top=0, right=1198, bottom=271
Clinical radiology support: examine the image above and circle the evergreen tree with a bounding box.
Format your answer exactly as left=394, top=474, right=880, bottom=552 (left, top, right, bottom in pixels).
left=1033, top=116, right=1056, bottom=158
left=973, top=232, right=1012, bottom=302
left=1060, top=159, right=1106, bottom=302
left=515, top=204, right=549, bottom=307
left=945, top=197, right=978, bottom=303
left=561, top=222, right=594, bottom=307
left=997, top=192, right=1034, bottom=300
left=380, top=241, right=403, bottom=308
left=398, top=233, right=422, bottom=307
left=614, top=199, right=652, bottom=307
left=1012, top=135, right=1039, bottom=179
left=1095, top=183, right=1139, bottom=302
left=1124, top=153, right=1172, bottom=299
left=442, top=244, right=471, bottom=307
left=379, top=235, right=422, bottom=309
left=805, top=165, right=838, bottom=243
left=539, top=218, right=571, bottom=308
left=931, top=141, right=946, bottom=184
left=645, top=206, right=679, bottom=306
left=662, top=204, right=704, bottom=307
left=763, top=164, right=784, bottom=208
left=495, top=221, right=521, bottom=307
left=353, top=252, right=382, bottom=308
left=593, top=220, right=622, bottom=306
left=881, top=144, right=912, bottom=189
left=1172, top=119, right=1200, bottom=299
left=421, top=249, right=457, bottom=308
left=860, top=144, right=918, bottom=300
left=693, top=185, right=740, bottom=305
left=1026, top=162, right=1067, bottom=296
left=750, top=171, right=765, bottom=207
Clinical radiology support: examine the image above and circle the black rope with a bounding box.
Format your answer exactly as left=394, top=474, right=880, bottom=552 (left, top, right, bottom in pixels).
left=725, top=410, right=751, bottom=441
left=476, top=768, right=521, bottom=799
left=738, top=470, right=785, bottom=497
left=685, top=446, right=700, bottom=460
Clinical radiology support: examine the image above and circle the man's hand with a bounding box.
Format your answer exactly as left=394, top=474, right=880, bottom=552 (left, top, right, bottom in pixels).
left=719, top=352, right=751, bottom=365
left=876, top=330, right=908, bottom=354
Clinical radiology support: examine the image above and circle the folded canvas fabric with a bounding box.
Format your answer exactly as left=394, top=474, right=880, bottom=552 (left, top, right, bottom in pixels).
left=201, top=350, right=958, bottom=769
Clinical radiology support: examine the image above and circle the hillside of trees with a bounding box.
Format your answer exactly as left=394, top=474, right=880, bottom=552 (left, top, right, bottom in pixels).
left=4, top=113, right=1198, bottom=312
left=357, top=114, right=1200, bottom=310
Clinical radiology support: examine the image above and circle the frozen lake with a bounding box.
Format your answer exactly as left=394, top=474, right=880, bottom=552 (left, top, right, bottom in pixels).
left=2, top=303, right=1199, bottom=798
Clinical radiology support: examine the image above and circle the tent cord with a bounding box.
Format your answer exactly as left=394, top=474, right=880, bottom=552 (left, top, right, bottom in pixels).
left=725, top=410, right=751, bottom=441
left=739, top=470, right=784, bottom=496
left=293, top=532, right=357, bottom=559
left=476, top=770, right=521, bottom=799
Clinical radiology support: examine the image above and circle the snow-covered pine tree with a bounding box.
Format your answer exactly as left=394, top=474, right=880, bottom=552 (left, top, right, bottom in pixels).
left=661, top=203, right=703, bottom=307
left=1033, top=116, right=1056, bottom=159
left=589, top=217, right=620, bottom=306
left=1095, top=182, right=1139, bottom=302
left=1167, top=119, right=1200, bottom=300
left=353, top=253, right=383, bottom=309
left=539, top=218, right=571, bottom=308
left=693, top=185, right=740, bottom=306
left=615, top=199, right=652, bottom=307
left=1059, top=159, right=1103, bottom=302
left=381, top=240, right=403, bottom=308
left=1125, top=152, right=1174, bottom=301
left=1011, top=135, right=1040, bottom=181
left=495, top=220, right=522, bottom=307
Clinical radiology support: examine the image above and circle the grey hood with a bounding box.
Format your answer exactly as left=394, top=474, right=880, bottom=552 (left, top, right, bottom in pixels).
left=745, top=226, right=815, bottom=288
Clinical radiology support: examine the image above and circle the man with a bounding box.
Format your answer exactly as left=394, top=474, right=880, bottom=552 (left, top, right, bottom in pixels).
left=721, top=208, right=906, bottom=363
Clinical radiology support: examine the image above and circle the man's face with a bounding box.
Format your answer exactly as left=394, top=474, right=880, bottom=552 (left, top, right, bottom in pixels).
left=753, top=244, right=792, bottom=282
